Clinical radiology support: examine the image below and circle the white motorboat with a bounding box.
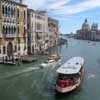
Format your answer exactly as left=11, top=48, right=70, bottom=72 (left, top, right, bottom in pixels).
left=55, top=57, right=85, bottom=93
left=40, top=59, right=61, bottom=68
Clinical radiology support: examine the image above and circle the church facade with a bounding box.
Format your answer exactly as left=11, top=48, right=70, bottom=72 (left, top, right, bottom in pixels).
left=76, top=19, right=100, bottom=41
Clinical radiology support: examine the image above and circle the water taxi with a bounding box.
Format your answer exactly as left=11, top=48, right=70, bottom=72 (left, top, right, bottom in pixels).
left=40, top=59, right=61, bottom=68
left=55, top=57, right=85, bottom=93
left=40, top=54, right=61, bottom=68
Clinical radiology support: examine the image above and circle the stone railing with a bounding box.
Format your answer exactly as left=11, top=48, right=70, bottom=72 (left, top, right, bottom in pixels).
left=5, top=34, right=16, bottom=38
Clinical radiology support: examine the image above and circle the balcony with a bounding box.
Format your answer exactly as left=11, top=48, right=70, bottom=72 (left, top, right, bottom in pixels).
left=4, top=34, right=16, bottom=39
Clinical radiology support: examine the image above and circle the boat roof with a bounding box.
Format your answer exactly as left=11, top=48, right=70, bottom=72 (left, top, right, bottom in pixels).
left=57, top=57, right=84, bottom=74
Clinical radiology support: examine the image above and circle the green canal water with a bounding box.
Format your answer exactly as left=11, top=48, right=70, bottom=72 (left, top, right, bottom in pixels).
left=0, top=39, right=100, bottom=100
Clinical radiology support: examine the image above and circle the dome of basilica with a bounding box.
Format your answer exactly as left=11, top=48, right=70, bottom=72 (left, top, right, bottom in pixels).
left=82, top=19, right=90, bottom=31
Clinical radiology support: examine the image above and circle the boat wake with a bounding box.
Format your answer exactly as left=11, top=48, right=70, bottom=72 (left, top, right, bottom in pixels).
left=0, top=67, right=39, bottom=79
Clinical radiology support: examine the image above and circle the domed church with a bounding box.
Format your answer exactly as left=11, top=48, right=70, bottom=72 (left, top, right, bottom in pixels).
left=76, top=19, right=100, bottom=41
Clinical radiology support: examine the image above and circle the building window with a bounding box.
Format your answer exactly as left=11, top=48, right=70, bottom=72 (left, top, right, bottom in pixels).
left=14, top=8, right=16, bottom=17
left=2, top=5, right=5, bottom=16
left=6, top=26, right=7, bottom=34
left=8, top=7, right=10, bottom=17
left=5, top=6, right=7, bottom=17
left=3, top=46, right=6, bottom=54
left=11, top=27, right=13, bottom=34
left=3, top=26, right=5, bottom=34
left=18, top=26, right=19, bottom=34
left=24, top=45, right=26, bottom=50
left=18, top=46, right=20, bottom=51
left=37, top=23, right=41, bottom=30
left=14, top=27, right=16, bottom=34
left=14, top=45, right=17, bottom=52
left=9, top=26, right=10, bottom=34
left=17, top=9, right=19, bottom=18
left=24, top=10, right=26, bottom=23
left=0, top=47, right=1, bottom=54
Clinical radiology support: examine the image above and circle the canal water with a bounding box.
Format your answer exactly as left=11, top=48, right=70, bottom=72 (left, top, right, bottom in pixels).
left=0, top=39, right=100, bottom=100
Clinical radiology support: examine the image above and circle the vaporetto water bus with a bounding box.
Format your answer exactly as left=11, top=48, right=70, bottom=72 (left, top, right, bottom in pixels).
left=55, top=57, right=85, bottom=93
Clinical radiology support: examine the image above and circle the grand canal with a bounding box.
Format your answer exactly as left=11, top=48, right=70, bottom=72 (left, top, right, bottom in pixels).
left=0, top=39, right=100, bottom=100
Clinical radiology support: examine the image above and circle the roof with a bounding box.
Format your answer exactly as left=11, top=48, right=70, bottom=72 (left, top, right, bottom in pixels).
left=57, top=57, right=84, bottom=74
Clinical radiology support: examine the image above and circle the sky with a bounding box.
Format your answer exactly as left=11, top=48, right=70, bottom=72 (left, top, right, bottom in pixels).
left=16, top=0, right=100, bottom=34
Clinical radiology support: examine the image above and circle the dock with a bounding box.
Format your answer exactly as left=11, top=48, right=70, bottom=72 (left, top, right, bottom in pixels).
left=0, top=56, right=21, bottom=65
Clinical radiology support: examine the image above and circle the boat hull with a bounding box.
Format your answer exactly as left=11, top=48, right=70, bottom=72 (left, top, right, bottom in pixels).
left=55, top=80, right=80, bottom=93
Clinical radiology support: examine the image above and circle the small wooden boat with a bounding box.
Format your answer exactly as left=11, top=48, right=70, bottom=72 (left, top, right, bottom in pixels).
left=55, top=57, right=85, bottom=93
left=49, top=54, right=61, bottom=61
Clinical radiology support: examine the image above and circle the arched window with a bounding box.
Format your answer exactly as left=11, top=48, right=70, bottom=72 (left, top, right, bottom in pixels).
left=24, top=45, right=26, bottom=50
left=11, top=7, right=13, bottom=17
left=9, top=26, right=10, bottom=34
left=14, top=45, right=17, bottom=52
left=5, top=6, right=7, bottom=16
left=14, top=26, right=16, bottom=34
left=0, top=47, right=1, bottom=54
left=11, top=26, right=13, bottom=34
left=18, top=46, right=20, bottom=50
left=5, top=26, right=7, bottom=34
left=18, top=26, right=19, bottom=34
left=2, top=5, right=5, bottom=16
left=14, top=8, right=16, bottom=17
left=3, top=26, right=5, bottom=34
left=3, top=46, right=6, bottom=54
left=8, top=7, right=10, bottom=17
left=17, top=9, right=19, bottom=18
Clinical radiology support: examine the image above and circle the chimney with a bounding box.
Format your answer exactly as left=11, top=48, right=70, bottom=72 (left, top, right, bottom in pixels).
left=20, top=0, right=23, bottom=4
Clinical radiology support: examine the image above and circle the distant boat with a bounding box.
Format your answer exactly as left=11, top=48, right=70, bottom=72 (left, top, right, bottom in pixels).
left=55, top=57, right=85, bottom=93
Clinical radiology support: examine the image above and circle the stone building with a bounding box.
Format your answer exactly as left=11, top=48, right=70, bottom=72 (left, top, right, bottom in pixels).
left=48, top=17, right=59, bottom=47
left=0, top=0, right=27, bottom=59
left=27, top=9, right=36, bottom=54
left=27, top=9, right=49, bottom=54
left=35, top=11, right=48, bottom=53
left=76, top=19, right=100, bottom=41
left=16, top=0, right=27, bottom=56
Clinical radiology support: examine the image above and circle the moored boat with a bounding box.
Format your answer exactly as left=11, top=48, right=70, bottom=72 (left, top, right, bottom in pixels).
left=55, top=57, right=85, bottom=93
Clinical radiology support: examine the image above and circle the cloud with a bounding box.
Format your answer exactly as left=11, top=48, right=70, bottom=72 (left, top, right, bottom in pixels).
left=24, top=0, right=47, bottom=9
left=24, top=0, right=100, bottom=16
left=47, top=0, right=71, bottom=9
left=51, top=0, right=100, bottom=15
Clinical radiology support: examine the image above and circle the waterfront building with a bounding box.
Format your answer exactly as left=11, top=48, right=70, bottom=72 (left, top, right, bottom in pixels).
left=35, top=11, right=49, bottom=53
left=48, top=17, right=59, bottom=47
left=0, top=0, right=60, bottom=60
left=27, top=9, right=36, bottom=54
left=0, top=0, right=27, bottom=60
left=27, top=9, right=49, bottom=54
left=76, top=19, right=100, bottom=41
left=16, top=0, right=27, bottom=56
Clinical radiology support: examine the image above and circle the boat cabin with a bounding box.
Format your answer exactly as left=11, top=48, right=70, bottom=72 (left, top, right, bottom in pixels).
left=56, top=57, right=84, bottom=87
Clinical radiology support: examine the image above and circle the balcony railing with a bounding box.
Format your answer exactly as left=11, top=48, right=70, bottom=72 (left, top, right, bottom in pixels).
left=4, top=34, right=16, bottom=38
